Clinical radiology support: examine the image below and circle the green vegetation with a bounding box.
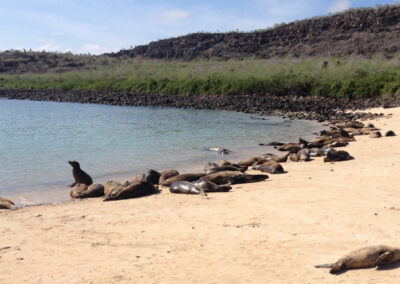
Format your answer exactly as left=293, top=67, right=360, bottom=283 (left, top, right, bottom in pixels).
left=1, top=57, right=400, bottom=98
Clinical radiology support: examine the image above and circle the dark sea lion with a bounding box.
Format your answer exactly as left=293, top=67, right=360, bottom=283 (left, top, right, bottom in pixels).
left=253, top=161, right=285, bottom=174
left=385, top=130, right=396, bottom=137
left=68, top=161, right=93, bottom=187
left=275, top=143, right=301, bottom=152
left=218, top=160, right=248, bottom=171
left=238, top=157, right=259, bottom=167
left=104, top=180, right=130, bottom=196
left=338, top=128, right=350, bottom=138
left=259, top=141, right=285, bottom=146
left=145, top=169, right=161, bottom=185
left=369, top=131, right=382, bottom=138
left=315, top=245, right=400, bottom=274
left=200, top=171, right=268, bottom=185
left=103, top=181, right=158, bottom=201
left=206, top=166, right=246, bottom=174
left=192, top=180, right=232, bottom=192
left=298, top=138, right=309, bottom=148
left=0, top=197, right=16, bottom=210
left=70, top=183, right=105, bottom=199
left=161, top=173, right=206, bottom=187
left=169, top=181, right=206, bottom=196
left=159, top=170, right=180, bottom=185
left=323, top=149, right=354, bottom=162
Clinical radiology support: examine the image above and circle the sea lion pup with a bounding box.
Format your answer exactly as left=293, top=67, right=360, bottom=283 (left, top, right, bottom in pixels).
left=252, top=161, right=285, bottom=174
left=315, top=245, right=400, bottom=274
left=323, top=149, right=354, bottom=162
left=261, top=153, right=289, bottom=163
left=104, top=180, right=130, bottom=196
left=0, top=197, right=16, bottom=210
left=103, top=181, right=158, bottom=201
left=70, top=183, right=104, bottom=199
left=200, top=171, right=268, bottom=185
left=169, top=181, right=207, bottom=196
left=385, top=130, right=396, bottom=137
left=68, top=161, right=93, bottom=187
left=161, top=173, right=206, bottom=187
left=218, top=160, right=248, bottom=171
left=369, top=131, right=382, bottom=138
left=159, top=170, right=180, bottom=185
left=192, top=180, right=232, bottom=192
left=289, top=153, right=300, bottom=162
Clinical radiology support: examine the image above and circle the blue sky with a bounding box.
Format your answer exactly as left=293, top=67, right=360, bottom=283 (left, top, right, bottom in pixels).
left=0, top=0, right=397, bottom=54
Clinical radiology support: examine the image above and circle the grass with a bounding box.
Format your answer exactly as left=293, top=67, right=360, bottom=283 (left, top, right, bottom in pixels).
left=1, top=57, right=400, bottom=98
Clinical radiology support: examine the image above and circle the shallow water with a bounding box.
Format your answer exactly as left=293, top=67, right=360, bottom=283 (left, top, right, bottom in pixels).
left=0, top=99, right=323, bottom=206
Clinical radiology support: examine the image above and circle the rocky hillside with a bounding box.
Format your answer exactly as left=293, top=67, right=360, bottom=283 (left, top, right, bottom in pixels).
left=108, top=5, right=400, bottom=60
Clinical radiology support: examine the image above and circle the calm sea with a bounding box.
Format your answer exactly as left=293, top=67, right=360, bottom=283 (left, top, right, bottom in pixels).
left=0, top=99, right=323, bottom=206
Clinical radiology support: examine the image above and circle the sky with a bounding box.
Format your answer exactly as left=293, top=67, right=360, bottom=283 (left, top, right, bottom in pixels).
left=0, top=0, right=397, bottom=54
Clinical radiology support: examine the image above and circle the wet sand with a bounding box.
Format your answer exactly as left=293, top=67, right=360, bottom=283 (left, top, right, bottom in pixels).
left=0, top=107, right=399, bottom=283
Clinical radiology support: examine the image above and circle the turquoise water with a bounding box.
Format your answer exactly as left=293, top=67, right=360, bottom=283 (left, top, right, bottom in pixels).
left=0, top=99, right=322, bottom=206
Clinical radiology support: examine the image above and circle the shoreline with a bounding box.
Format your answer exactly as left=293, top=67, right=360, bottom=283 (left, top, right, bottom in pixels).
left=1, top=88, right=399, bottom=121
left=0, top=107, right=399, bottom=282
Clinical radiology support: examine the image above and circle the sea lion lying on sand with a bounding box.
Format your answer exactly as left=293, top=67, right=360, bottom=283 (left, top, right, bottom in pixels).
left=104, top=181, right=130, bottom=196
left=315, top=245, right=400, bottom=274
left=274, top=143, right=301, bottom=153
left=252, top=161, right=285, bottom=174
left=218, top=160, right=248, bottom=171
left=68, top=161, right=93, bottom=187
left=369, top=131, right=382, bottom=138
left=0, top=197, right=16, bottom=210
left=261, top=153, right=289, bottom=163
left=385, top=130, right=396, bottom=137
left=192, top=180, right=232, bottom=192
left=205, top=165, right=246, bottom=174
left=323, top=149, right=354, bottom=162
left=200, top=171, right=268, bottom=185
left=104, top=181, right=158, bottom=201
left=170, top=181, right=206, bottom=196
left=161, top=173, right=206, bottom=187
left=159, top=170, right=179, bottom=185
left=70, top=183, right=104, bottom=199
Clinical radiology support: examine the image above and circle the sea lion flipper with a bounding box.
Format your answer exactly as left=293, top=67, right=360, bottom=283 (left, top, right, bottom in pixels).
left=374, top=251, right=394, bottom=267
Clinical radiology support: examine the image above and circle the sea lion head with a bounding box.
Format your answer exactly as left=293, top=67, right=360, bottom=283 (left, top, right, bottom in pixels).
left=68, top=161, right=80, bottom=168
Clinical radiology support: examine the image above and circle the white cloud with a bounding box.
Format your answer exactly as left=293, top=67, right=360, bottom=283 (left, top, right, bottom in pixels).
left=328, top=0, right=351, bottom=14
left=163, top=9, right=190, bottom=21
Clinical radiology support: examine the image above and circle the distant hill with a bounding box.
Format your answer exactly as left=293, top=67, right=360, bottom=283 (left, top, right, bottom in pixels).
left=108, top=5, right=400, bottom=60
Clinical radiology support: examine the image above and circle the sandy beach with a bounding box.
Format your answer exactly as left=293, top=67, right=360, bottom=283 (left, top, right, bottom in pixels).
left=1, top=107, right=400, bottom=283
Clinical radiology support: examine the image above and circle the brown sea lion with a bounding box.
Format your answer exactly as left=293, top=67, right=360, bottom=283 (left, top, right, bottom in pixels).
left=68, top=161, right=93, bottom=187
left=369, top=131, right=382, bottom=138
left=218, top=160, right=248, bottom=171
left=206, top=166, right=246, bottom=174
left=70, top=183, right=104, bottom=199
left=252, top=161, right=285, bottom=174
left=297, top=148, right=311, bottom=161
left=192, top=180, right=232, bottom=192
left=275, top=143, right=301, bottom=153
left=159, top=170, right=180, bottom=185
left=145, top=169, right=161, bottom=185
left=104, top=180, right=130, bottom=196
left=262, top=153, right=289, bottom=163
left=315, top=245, right=400, bottom=274
left=385, top=130, right=396, bottom=137
left=289, top=153, right=300, bottom=162
left=0, top=197, right=16, bottom=210
left=323, top=149, right=354, bottom=162
left=103, top=181, right=158, bottom=201
left=238, top=157, right=259, bottom=167
left=309, top=148, right=325, bottom=157
left=131, top=173, right=146, bottom=184
left=161, top=173, right=206, bottom=187
left=169, top=181, right=206, bottom=196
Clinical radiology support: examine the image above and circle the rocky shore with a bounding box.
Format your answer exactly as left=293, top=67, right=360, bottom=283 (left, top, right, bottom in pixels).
left=1, top=88, right=399, bottom=121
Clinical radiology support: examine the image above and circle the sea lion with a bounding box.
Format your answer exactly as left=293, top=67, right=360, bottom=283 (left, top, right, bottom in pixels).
left=385, top=130, right=396, bottom=137
left=289, top=153, right=300, bottom=162
left=169, top=181, right=206, bottom=196
left=238, top=157, right=259, bottom=167
left=262, top=153, right=289, bottom=163
left=253, top=161, right=285, bottom=174
left=200, top=171, right=268, bottom=185
left=218, top=160, right=248, bottom=171
left=70, top=183, right=104, bottom=199
left=309, top=148, right=325, bottom=157
left=103, top=181, right=158, bottom=201
left=259, top=141, right=285, bottom=146
left=104, top=180, right=130, bottom=196
left=68, top=161, right=93, bottom=187
left=161, top=173, right=206, bottom=187
left=369, top=131, right=382, bottom=138
left=145, top=169, right=161, bottom=185
left=275, top=143, right=301, bottom=153
left=315, top=245, right=400, bottom=274
left=298, top=138, right=309, bottom=148
left=192, top=180, right=232, bottom=192
left=323, top=149, right=354, bottom=162
left=297, top=148, right=311, bottom=161
left=207, top=147, right=231, bottom=154
left=206, top=166, right=246, bottom=174
left=0, top=197, right=16, bottom=210
left=159, top=170, right=180, bottom=185
left=131, top=173, right=146, bottom=184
